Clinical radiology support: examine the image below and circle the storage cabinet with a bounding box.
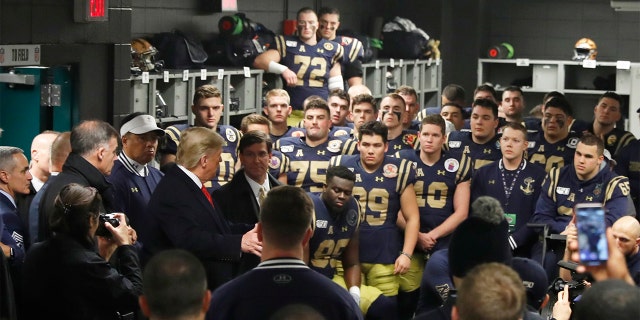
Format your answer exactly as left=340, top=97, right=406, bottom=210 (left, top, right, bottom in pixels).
left=362, top=59, right=442, bottom=109
left=129, top=67, right=264, bottom=127
left=129, top=60, right=443, bottom=127
left=478, top=59, right=640, bottom=136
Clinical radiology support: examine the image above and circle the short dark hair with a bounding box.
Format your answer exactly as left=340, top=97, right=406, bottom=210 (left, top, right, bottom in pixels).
left=599, top=91, right=623, bottom=108
left=474, top=84, right=497, bottom=100
left=318, top=6, right=339, bottom=17
left=442, top=102, right=464, bottom=113
left=304, top=98, right=330, bottom=116
left=351, top=94, right=377, bottom=113
left=579, top=132, right=605, bottom=156
left=544, top=97, right=573, bottom=117
left=143, top=250, right=207, bottom=319
left=50, top=183, right=102, bottom=244
left=70, top=120, right=119, bottom=156
left=358, top=121, right=388, bottom=143
left=260, top=186, right=314, bottom=250
left=421, top=114, right=446, bottom=135
left=326, top=165, right=356, bottom=184
left=328, top=89, right=350, bottom=103
left=297, top=7, right=316, bottom=19
left=472, top=98, right=499, bottom=118
left=395, top=85, right=418, bottom=100
left=502, top=86, right=523, bottom=97
left=542, top=91, right=564, bottom=105
left=238, top=130, right=273, bottom=154
left=443, top=84, right=466, bottom=102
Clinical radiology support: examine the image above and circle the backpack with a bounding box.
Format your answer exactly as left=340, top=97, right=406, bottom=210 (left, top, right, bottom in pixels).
left=151, top=30, right=208, bottom=69
left=380, top=17, right=430, bottom=59
left=217, top=13, right=275, bottom=67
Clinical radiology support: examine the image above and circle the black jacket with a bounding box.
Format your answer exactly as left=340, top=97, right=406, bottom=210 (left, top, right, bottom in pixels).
left=22, top=233, right=142, bottom=320
left=212, top=169, right=281, bottom=273
left=37, top=153, right=116, bottom=241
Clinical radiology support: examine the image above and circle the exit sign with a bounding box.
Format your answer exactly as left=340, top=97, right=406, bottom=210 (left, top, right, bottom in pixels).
left=74, top=0, right=109, bottom=22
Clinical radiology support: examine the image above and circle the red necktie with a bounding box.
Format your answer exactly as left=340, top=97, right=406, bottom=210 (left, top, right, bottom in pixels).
left=201, top=185, right=214, bottom=207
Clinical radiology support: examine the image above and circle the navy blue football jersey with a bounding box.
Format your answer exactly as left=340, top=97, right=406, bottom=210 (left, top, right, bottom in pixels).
left=446, top=131, right=502, bottom=172
left=387, top=130, right=419, bottom=155
left=614, top=139, right=640, bottom=213
left=164, top=124, right=241, bottom=191
left=276, top=136, right=347, bottom=192
left=308, top=192, right=361, bottom=278
left=586, top=124, right=636, bottom=158
left=395, top=149, right=471, bottom=251
left=268, top=150, right=289, bottom=178
left=527, top=131, right=579, bottom=173
left=275, top=35, right=344, bottom=110
left=532, top=166, right=632, bottom=234
left=330, top=154, right=417, bottom=264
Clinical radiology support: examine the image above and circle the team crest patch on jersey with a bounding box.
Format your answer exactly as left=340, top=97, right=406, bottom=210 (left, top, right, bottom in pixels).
left=273, top=274, right=293, bottom=284
left=323, top=42, right=335, bottom=51
left=607, top=135, right=617, bottom=146
left=444, top=158, right=459, bottom=172
left=316, top=220, right=328, bottom=228
left=269, top=156, right=281, bottom=169
left=383, top=164, right=398, bottom=178
left=341, top=37, right=353, bottom=46
left=327, top=139, right=343, bottom=153
left=280, top=145, right=294, bottom=153
left=347, top=209, right=358, bottom=226
left=333, top=129, right=349, bottom=137
left=528, top=141, right=536, bottom=149
left=495, top=141, right=501, bottom=149
left=225, top=128, right=237, bottom=142
left=567, top=137, right=579, bottom=148
left=593, top=183, right=602, bottom=196
left=286, top=40, right=298, bottom=47
left=448, top=141, right=461, bottom=148
left=402, top=134, right=417, bottom=146
left=556, top=187, right=570, bottom=195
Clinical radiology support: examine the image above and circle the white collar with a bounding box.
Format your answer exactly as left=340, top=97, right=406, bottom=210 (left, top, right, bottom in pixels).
left=118, top=151, right=148, bottom=177
left=177, top=164, right=203, bottom=188
left=244, top=172, right=270, bottom=198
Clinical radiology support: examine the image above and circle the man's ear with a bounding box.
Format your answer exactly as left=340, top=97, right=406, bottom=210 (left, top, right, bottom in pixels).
left=451, top=305, right=459, bottom=320
left=139, top=296, right=151, bottom=317
left=0, top=171, right=9, bottom=184
left=257, top=222, right=264, bottom=242
left=202, top=290, right=212, bottom=313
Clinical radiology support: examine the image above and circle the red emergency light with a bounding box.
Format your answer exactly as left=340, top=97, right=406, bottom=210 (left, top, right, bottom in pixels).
left=74, top=0, right=109, bottom=22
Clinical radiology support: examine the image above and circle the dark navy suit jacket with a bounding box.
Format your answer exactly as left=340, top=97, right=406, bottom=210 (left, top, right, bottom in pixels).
left=212, top=168, right=281, bottom=273
left=146, top=165, right=251, bottom=290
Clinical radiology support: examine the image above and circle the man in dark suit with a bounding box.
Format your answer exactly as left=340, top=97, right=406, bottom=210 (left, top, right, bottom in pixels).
left=146, top=127, right=261, bottom=290
left=213, top=130, right=281, bottom=274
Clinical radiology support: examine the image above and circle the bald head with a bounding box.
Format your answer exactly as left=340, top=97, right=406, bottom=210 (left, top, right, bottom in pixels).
left=348, top=85, right=372, bottom=105
left=612, top=216, right=640, bottom=256
left=30, top=131, right=59, bottom=181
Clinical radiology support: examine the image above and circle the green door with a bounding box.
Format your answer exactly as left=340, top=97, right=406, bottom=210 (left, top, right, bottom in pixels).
left=0, top=66, right=74, bottom=153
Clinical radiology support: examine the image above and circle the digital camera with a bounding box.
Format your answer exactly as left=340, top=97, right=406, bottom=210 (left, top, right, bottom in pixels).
left=96, top=213, right=120, bottom=237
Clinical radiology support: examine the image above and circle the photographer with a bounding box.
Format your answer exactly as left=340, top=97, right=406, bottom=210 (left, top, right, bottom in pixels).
left=23, top=183, right=142, bottom=320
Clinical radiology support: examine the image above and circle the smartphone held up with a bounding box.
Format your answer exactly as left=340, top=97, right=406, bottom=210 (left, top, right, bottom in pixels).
left=575, top=203, right=608, bottom=266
